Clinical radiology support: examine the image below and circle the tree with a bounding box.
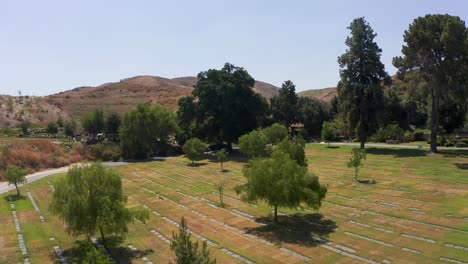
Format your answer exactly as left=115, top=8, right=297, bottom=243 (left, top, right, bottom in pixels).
left=238, top=130, right=268, bottom=158
left=215, top=173, right=226, bottom=207
left=82, top=108, right=105, bottom=134
left=20, top=120, right=31, bottom=136
left=182, top=138, right=208, bottom=165
left=393, top=14, right=467, bottom=152
left=46, top=121, right=59, bottom=135
left=105, top=111, right=121, bottom=135
left=338, top=17, right=390, bottom=149
left=236, top=150, right=327, bottom=222
left=50, top=163, right=148, bottom=244
left=4, top=166, right=27, bottom=196
left=56, top=116, right=64, bottom=127
left=270, top=80, right=299, bottom=128
left=120, top=103, right=179, bottom=159
left=263, top=123, right=288, bottom=145
left=64, top=119, right=77, bottom=137
left=297, top=97, right=329, bottom=137
left=215, top=149, right=228, bottom=172
left=347, top=148, right=366, bottom=181
left=275, top=137, right=307, bottom=167
left=170, top=217, right=216, bottom=264
left=321, top=122, right=336, bottom=147
left=177, top=63, right=268, bottom=148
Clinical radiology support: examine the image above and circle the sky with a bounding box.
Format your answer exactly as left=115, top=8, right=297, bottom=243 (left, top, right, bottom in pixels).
left=1, top=0, right=467, bottom=96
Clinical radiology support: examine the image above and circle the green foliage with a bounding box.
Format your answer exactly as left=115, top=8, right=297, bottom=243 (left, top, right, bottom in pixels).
left=182, top=138, right=208, bottom=165
left=82, top=108, right=105, bottom=134
left=56, top=116, right=64, bottom=127
left=89, top=142, right=121, bottom=161
left=275, top=137, right=307, bottom=167
left=338, top=17, right=389, bottom=148
left=64, top=119, right=77, bottom=137
left=321, top=121, right=336, bottom=147
left=373, top=124, right=404, bottom=142
left=20, top=120, right=31, bottom=136
left=67, top=238, right=113, bottom=264
left=393, top=14, right=467, bottom=152
left=4, top=166, right=27, bottom=196
left=347, top=148, right=366, bottom=181
left=120, top=103, right=179, bottom=159
left=50, top=163, right=144, bottom=243
left=238, top=130, right=268, bottom=158
left=270, top=80, right=299, bottom=127
left=46, top=121, right=59, bottom=134
left=413, top=129, right=425, bottom=141
left=297, top=97, right=330, bottom=137
left=215, top=149, right=228, bottom=171
left=177, top=63, right=268, bottom=146
left=237, top=150, right=326, bottom=222
left=263, top=123, right=288, bottom=145
left=404, top=131, right=413, bottom=142
left=170, top=217, right=216, bottom=264
left=105, top=111, right=121, bottom=135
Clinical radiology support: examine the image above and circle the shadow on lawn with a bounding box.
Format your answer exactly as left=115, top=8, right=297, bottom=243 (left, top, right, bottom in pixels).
left=454, top=163, right=468, bottom=170
left=3, top=194, right=25, bottom=202
left=441, top=150, right=468, bottom=158
left=365, top=147, right=427, bottom=157
left=248, top=213, right=337, bottom=246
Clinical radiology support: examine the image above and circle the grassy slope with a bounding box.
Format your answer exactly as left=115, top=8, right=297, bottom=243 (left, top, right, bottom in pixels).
left=0, top=144, right=467, bottom=263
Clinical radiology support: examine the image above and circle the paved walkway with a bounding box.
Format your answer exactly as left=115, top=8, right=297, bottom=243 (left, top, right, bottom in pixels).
left=0, top=156, right=178, bottom=194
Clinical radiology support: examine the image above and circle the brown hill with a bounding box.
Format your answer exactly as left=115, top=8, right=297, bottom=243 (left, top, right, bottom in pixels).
left=298, top=87, right=337, bottom=102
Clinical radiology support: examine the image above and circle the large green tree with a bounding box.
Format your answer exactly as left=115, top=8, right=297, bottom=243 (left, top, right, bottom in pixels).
left=120, top=103, right=179, bottom=159
left=393, top=14, right=467, bottom=152
left=105, top=111, right=121, bottom=135
left=270, top=80, right=299, bottom=128
left=338, top=17, right=390, bottom=149
left=297, top=97, right=329, bottom=137
left=182, top=138, right=208, bottom=165
left=238, top=130, right=268, bottom=158
left=177, top=63, right=268, bottom=148
left=236, top=150, right=327, bottom=222
left=50, top=163, right=148, bottom=244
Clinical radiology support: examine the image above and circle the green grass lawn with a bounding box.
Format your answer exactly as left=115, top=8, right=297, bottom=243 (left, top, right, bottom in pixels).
left=1, top=144, right=467, bottom=263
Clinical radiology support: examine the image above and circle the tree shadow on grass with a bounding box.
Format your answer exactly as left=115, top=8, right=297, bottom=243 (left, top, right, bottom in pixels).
left=3, top=194, right=25, bottom=202
left=247, top=213, right=337, bottom=246
left=108, top=247, right=154, bottom=264
left=441, top=150, right=468, bottom=158
left=187, top=162, right=208, bottom=167
left=357, top=179, right=377, bottom=184
left=326, top=146, right=340, bottom=149
left=366, top=147, right=427, bottom=157
left=454, top=163, right=468, bottom=170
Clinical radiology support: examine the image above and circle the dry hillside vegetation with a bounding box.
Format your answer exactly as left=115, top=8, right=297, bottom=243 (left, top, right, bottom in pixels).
left=0, top=139, right=84, bottom=180
left=298, top=87, right=338, bottom=102
left=0, top=96, right=68, bottom=128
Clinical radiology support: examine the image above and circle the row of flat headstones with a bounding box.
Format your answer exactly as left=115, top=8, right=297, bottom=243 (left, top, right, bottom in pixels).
left=27, top=191, right=45, bottom=222
left=127, top=244, right=153, bottom=264
left=10, top=204, right=27, bottom=255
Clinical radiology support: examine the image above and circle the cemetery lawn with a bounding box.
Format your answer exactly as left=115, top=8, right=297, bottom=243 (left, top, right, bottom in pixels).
left=1, top=144, right=467, bottom=264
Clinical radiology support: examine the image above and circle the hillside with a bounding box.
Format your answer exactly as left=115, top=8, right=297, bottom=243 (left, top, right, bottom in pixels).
left=298, top=87, right=337, bottom=102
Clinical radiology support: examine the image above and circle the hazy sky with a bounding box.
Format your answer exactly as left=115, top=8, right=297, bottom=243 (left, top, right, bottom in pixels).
left=1, top=0, right=467, bottom=96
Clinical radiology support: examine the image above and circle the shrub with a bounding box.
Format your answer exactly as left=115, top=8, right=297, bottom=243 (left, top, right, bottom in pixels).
left=88, top=142, right=121, bottom=161
left=373, top=124, right=404, bottom=142
left=445, top=140, right=454, bottom=147
left=182, top=138, right=208, bottom=165
left=413, top=129, right=425, bottom=141
left=404, top=131, right=413, bottom=142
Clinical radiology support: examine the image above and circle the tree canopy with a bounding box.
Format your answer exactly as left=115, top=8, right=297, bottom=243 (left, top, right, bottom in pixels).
left=120, top=103, right=179, bottom=159
left=46, top=121, right=59, bottom=134
left=105, top=111, right=121, bottom=135
left=393, top=14, right=467, bottom=152
left=177, top=63, right=268, bottom=147
left=236, top=150, right=327, bottom=222
left=321, top=121, right=336, bottom=147
left=82, top=108, right=105, bottom=134
left=338, top=17, right=390, bottom=149
left=50, top=163, right=148, bottom=243
left=182, top=138, right=208, bottom=165
left=4, top=166, right=27, bottom=196
left=238, top=130, right=268, bottom=158
left=263, top=123, right=288, bottom=145
left=270, top=80, right=299, bottom=128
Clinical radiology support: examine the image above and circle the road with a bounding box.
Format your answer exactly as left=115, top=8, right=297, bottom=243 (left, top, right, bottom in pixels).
left=0, top=156, right=181, bottom=194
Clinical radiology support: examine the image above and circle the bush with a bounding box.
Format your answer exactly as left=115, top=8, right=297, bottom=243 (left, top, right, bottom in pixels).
left=88, top=142, right=121, bottom=161
left=373, top=124, right=404, bottom=143
left=445, top=140, right=454, bottom=147
left=404, top=131, right=413, bottom=142
left=182, top=138, right=208, bottom=165
left=413, top=129, right=425, bottom=141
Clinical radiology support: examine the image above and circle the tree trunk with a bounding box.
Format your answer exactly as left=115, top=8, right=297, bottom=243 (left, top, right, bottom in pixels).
left=99, top=227, right=106, bottom=245
left=14, top=183, right=20, bottom=196
left=430, top=90, right=440, bottom=153
left=355, top=168, right=358, bottom=181
left=220, top=162, right=223, bottom=172
left=328, top=142, right=330, bottom=148
left=274, top=205, right=278, bottom=222
left=360, top=140, right=365, bottom=150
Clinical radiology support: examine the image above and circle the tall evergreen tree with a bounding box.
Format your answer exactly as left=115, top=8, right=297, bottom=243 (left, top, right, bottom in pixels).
left=338, top=17, right=390, bottom=149
left=270, top=80, right=299, bottom=128
left=393, top=14, right=467, bottom=152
